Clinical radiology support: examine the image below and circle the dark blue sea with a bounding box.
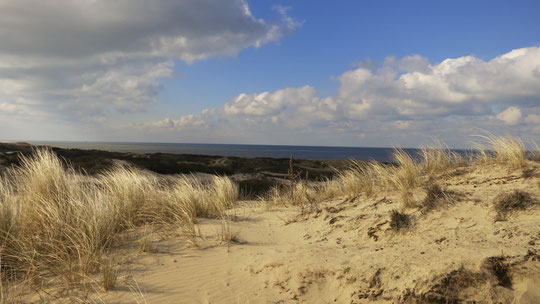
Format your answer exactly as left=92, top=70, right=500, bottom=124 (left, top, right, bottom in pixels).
left=27, top=141, right=428, bottom=162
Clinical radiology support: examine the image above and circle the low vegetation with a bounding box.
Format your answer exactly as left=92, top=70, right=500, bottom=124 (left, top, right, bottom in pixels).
left=101, top=261, right=118, bottom=291
left=268, top=134, right=535, bottom=214
left=473, top=132, right=527, bottom=169
left=493, top=190, right=536, bottom=221
left=389, top=209, right=411, bottom=231
left=0, top=149, right=238, bottom=293
left=421, top=183, right=458, bottom=212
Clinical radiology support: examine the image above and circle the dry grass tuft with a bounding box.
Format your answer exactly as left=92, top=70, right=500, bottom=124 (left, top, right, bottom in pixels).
left=101, top=261, right=118, bottom=291
left=218, top=219, right=239, bottom=244
left=473, top=133, right=526, bottom=169
left=389, top=209, right=411, bottom=231
left=420, top=140, right=467, bottom=175
left=531, top=141, right=540, bottom=161
left=171, top=175, right=238, bottom=219
left=265, top=159, right=320, bottom=215
left=0, top=149, right=238, bottom=293
left=420, top=183, right=459, bottom=212
left=493, top=190, right=537, bottom=221
left=391, top=148, right=421, bottom=191
left=335, top=160, right=377, bottom=198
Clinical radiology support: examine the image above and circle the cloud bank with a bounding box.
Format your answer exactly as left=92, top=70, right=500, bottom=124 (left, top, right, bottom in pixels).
left=0, top=0, right=297, bottom=122
left=142, top=46, right=540, bottom=147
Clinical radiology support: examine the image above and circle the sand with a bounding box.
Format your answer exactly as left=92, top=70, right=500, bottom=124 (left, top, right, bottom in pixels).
left=85, top=161, right=540, bottom=303
left=11, top=160, right=540, bottom=303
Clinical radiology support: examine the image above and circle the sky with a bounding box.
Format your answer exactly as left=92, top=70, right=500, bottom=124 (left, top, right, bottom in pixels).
left=0, top=0, right=539, bottom=148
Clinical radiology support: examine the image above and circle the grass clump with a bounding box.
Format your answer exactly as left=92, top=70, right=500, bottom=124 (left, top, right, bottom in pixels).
left=493, top=190, right=537, bottom=221
left=0, top=149, right=238, bottom=293
left=531, top=141, right=540, bottom=161
left=420, top=140, right=466, bottom=175
left=391, top=148, right=421, bottom=191
left=389, top=209, right=411, bottom=231
left=420, top=183, right=458, bottom=212
left=336, top=160, right=377, bottom=198
left=473, top=133, right=526, bottom=169
left=266, top=158, right=320, bottom=215
left=416, top=267, right=487, bottom=303
left=218, top=219, right=239, bottom=244
left=101, top=261, right=118, bottom=291
left=266, top=182, right=318, bottom=214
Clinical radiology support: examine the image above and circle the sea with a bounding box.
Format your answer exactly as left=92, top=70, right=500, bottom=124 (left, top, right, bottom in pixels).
left=24, top=141, right=461, bottom=163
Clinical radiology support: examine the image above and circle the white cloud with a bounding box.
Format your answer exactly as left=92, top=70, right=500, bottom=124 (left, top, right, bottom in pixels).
left=496, top=106, right=522, bottom=125
left=0, top=0, right=299, bottom=123
left=141, top=46, right=540, bottom=147
left=223, top=86, right=317, bottom=116
left=525, top=114, right=540, bottom=124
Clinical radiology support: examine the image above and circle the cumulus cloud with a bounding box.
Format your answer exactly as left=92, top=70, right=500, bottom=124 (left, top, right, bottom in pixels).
left=143, top=46, right=540, bottom=146
left=496, top=106, right=522, bottom=125
left=0, top=0, right=298, bottom=122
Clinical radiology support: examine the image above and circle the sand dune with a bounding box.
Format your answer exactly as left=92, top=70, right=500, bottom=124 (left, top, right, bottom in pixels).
left=92, top=161, right=540, bottom=303
left=3, top=138, right=540, bottom=303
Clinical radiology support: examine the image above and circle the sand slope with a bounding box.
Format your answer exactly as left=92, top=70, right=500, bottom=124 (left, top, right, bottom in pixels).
left=95, top=161, right=540, bottom=303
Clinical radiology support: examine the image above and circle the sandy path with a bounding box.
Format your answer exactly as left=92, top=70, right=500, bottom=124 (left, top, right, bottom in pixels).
left=105, top=209, right=298, bottom=303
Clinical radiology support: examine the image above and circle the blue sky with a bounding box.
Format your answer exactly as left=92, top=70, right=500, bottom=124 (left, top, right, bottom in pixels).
left=0, top=0, right=539, bottom=147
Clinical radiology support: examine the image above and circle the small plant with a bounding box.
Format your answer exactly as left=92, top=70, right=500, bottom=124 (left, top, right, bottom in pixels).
left=102, top=261, right=118, bottom=291
left=529, top=141, right=540, bottom=161
left=522, top=168, right=535, bottom=179
left=484, top=256, right=512, bottom=288
left=218, top=219, right=239, bottom=244
left=421, top=183, right=457, bottom=212
left=420, top=139, right=464, bottom=175
left=494, top=190, right=537, bottom=221
left=390, top=209, right=411, bottom=231
left=139, top=226, right=157, bottom=253
left=288, top=156, right=300, bottom=202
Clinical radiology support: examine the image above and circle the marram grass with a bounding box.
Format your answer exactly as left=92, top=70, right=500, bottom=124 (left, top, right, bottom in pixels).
left=0, top=149, right=238, bottom=290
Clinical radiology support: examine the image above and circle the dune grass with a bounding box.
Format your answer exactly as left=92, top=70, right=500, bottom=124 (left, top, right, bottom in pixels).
left=268, top=135, right=529, bottom=213
left=472, top=133, right=526, bottom=169
left=0, top=149, right=238, bottom=294
left=336, top=160, right=377, bottom=198
left=420, top=140, right=466, bottom=175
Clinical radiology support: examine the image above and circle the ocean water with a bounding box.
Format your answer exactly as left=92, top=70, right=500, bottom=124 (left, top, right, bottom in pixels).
left=27, top=141, right=425, bottom=162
